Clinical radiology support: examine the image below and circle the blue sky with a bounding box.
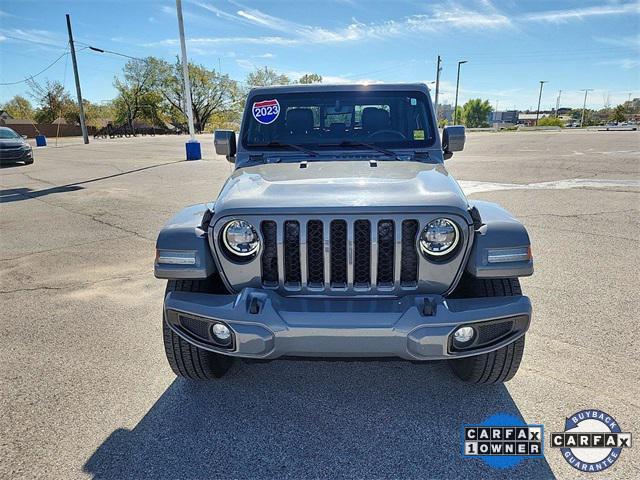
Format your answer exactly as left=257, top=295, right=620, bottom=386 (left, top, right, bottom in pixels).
left=1, top=0, right=639, bottom=110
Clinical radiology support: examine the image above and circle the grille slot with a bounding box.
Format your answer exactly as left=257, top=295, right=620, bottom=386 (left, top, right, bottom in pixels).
left=261, top=221, right=278, bottom=286
left=307, top=220, right=324, bottom=286
left=330, top=220, right=347, bottom=287
left=284, top=221, right=301, bottom=285
left=377, top=220, right=395, bottom=286
left=400, top=220, right=419, bottom=286
left=353, top=220, right=371, bottom=287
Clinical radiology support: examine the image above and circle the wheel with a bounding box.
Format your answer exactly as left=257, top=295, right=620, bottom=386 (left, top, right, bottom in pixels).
left=24, top=158, right=34, bottom=165
left=448, top=278, right=526, bottom=384
left=163, top=279, right=235, bottom=379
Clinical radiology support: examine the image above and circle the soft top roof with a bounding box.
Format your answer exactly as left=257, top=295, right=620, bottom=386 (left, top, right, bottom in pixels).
left=248, top=83, right=430, bottom=96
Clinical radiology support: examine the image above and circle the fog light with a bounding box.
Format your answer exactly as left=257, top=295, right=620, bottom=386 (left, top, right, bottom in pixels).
left=211, top=323, right=232, bottom=346
left=453, top=326, right=475, bottom=345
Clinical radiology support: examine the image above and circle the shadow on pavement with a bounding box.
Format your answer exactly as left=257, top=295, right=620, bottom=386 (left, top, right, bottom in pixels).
left=83, top=360, right=554, bottom=479
left=0, top=160, right=183, bottom=204
left=0, top=186, right=84, bottom=203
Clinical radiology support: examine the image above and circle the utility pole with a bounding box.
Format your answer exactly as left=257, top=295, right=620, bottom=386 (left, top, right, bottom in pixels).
left=555, top=90, right=562, bottom=117
left=65, top=14, right=89, bottom=145
left=434, top=55, right=442, bottom=121
left=580, top=89, right=593, bottom=128
left=535, top=80, right=548, bottom=126
left=453, top=60, right=467, bottom=125
left=176, top=0, right=200, bottom=159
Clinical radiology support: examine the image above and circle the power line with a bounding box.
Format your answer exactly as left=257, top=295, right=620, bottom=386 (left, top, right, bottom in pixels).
left=0, top=50, right=71, bottom=85
left=1, top=34, right=68, bottom=51
left=74, top=41, right=147, bottom=62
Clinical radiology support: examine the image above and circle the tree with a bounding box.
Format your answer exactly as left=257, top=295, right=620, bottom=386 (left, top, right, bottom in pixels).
left=2, top=95, right=34, bottom=120
left=538, top=117, right=564, bottom=127
left=246, top=67, right=290, bottom=87
left=460, top=98, right=493, bottom=127
left=155, top=57, right=241, bottom=132
left=113, top=57, right=163, bottom=130
left=27, top=79, right=75, bottom=123
left=299, top=73, right=322, bottom=84
left=611, top=104, right=626, bottom=123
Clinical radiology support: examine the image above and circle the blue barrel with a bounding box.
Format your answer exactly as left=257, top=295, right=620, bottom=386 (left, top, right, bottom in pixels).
left=185, top=141, right=201, bottom=160
left=35, top=135, right=47, bottom=147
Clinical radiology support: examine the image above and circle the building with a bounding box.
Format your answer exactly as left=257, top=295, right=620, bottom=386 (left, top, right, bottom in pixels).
left=491, top=110, right=518, bottom=127
left=0, top=110, right=14, bottom=121
left=518, top=112, right=550, bottom=126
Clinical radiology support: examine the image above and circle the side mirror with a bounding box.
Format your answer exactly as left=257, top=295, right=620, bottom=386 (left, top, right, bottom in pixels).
left=22, top=135, right=28, bottom=139
left=214, top=130, right=236, bottom=163
left=442, top=125, right=465, bottom=160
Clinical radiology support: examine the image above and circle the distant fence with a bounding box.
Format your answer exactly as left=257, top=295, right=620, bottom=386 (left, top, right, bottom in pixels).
left=0, top=120, right=97, bottom=138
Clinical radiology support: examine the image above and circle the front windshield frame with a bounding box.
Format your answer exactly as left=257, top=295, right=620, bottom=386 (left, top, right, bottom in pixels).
left=241, top=90, right=436, bottom=153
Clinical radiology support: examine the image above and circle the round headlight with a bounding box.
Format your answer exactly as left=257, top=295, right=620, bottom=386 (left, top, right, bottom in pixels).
left=420, top=218, right=459, bottom=256
left=222, top=220, right=260, bottom=257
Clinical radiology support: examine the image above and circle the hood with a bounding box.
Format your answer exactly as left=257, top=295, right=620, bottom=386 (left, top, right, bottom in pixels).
left=0, top=139, right=26, bottom=148
left=214, top=160, right=469, bottom=216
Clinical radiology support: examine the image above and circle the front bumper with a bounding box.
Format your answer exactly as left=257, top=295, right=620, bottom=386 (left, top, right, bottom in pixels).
left=164, top=288, right=531, bottom=360
left=0, top=148, right=32, bottom=162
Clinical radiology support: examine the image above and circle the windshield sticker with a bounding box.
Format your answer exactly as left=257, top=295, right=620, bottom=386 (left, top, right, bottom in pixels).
left=413, top=129, right=425, bottom=140
left=252, top=99, right=280, bottom=124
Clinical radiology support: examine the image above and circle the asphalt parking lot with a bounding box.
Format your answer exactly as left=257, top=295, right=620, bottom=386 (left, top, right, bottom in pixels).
left=1, top=130, right=639, bottom=479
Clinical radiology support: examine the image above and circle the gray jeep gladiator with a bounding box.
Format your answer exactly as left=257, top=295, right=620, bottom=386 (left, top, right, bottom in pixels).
left=155, top=83, right=533, bottom=384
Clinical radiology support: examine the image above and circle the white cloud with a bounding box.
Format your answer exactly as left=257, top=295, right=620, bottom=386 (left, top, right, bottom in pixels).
left=236, top=58, right=255, bottom=70
left=525, top=2, right=640, bottom=23
left=594, top=34, right=640, bottom=48
left=174, top=1, right=512, bottom=48
left=253, top=52, right=276, bottom=59
left=147, top=2, right=638, bottom=51
left=1, top=28, right=65, bottom=50
left=598, top=58, right=640, bottom=70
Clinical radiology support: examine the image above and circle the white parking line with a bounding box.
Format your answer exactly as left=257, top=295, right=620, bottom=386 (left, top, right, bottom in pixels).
left=458, top=178, right=640, bottom=195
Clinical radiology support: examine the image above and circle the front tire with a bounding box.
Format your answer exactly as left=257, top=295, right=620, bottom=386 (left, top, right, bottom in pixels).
left=163, top=279, right=235, bottom=379
left=448, top=278, right=526, bottom=384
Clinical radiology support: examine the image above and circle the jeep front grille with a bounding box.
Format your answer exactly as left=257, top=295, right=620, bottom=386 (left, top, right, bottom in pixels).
left=260, top=218, right=420, bottom=293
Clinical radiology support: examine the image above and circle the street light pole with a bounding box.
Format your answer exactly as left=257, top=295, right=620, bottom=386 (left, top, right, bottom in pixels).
left=535, top=80, right=548, bottom=126
left=434, top=55, right=442, bottom=121
left=453, top=60, right=467, bottom=125
left=580, top=89, right=594, bottom=128
left=175, top=0, right=201, bottom=159
left=555, top=90, right=562, bottom=117
left=65, top=14, right=89, bottom=145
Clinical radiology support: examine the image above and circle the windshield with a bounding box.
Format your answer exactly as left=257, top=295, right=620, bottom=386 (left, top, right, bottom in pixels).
left=242, top=90, right=435, bottom=152
left=0, top=128, right=21, bottom=139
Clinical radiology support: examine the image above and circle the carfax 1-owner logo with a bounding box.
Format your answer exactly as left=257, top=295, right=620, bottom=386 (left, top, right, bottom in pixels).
left=551, top=409, right=632, bottom=472
left=462, top=413, right=544, bottom=469
left=252, top=99, right=280, bottom=124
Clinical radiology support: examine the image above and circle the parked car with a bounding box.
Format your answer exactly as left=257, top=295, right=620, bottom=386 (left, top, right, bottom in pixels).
left=0, top=127, right=33, bottom=165
left=154, top=83, right=534, bottom=384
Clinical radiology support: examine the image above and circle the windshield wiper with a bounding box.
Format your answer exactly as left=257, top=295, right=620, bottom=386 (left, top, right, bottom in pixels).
left=251, top=141, right=318, bottom=157
left=320, top=141, right=400, bottom=159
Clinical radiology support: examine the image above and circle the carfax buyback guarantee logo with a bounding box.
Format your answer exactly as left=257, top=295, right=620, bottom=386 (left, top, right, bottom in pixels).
left=551, top=409, right=632, bottom=472
left=463, top=413, right=544, bottom=469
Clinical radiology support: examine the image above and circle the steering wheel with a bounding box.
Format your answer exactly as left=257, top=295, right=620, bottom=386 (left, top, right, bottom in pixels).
left=368, top=130, right=406, bottom=141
